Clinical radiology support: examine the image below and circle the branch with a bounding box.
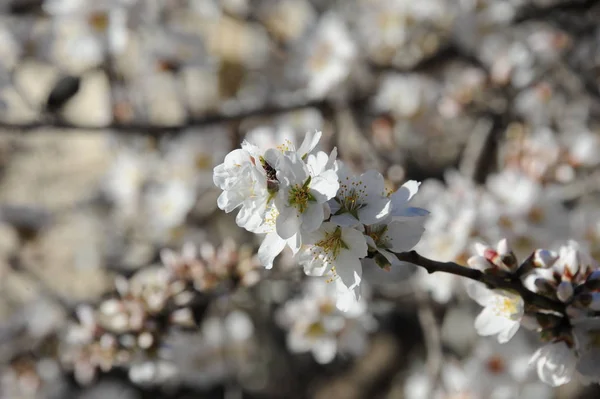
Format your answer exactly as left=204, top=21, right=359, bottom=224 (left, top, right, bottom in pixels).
left=0, top=98, right=329, bottom=134
left=394, top=250, right=566, bottom=314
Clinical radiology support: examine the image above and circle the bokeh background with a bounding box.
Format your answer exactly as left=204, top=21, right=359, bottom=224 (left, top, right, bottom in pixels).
left=2, top=0, right=600, bottom=398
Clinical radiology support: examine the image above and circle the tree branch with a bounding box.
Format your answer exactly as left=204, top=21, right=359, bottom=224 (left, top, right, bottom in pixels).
left=0, top=98, right=329, bottom=135
left=394, top=250, right=566, bottom=314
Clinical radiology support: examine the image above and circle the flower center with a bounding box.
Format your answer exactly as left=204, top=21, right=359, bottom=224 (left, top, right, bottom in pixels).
left=314, top=227, right=346, bottom=260
left=366, top=224, right=388, bottom=247
left=335, top=178, right=368, bottom=218
left=306, top=321, right=326, bottom=338
left=288, top=177, right=314, bottom=214
left=492, top=296, right=519, bottom=317
left=276, top=139, right=293, bottom=152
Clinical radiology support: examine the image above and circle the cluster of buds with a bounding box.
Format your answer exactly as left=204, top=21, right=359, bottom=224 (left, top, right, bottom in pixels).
left=466, top=238, right=600, bottom=386
left=60, top=240, right=260, bottom=385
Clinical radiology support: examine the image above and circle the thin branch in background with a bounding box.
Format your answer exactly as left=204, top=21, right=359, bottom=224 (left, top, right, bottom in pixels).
left=0, top=97, right=329, bottom=135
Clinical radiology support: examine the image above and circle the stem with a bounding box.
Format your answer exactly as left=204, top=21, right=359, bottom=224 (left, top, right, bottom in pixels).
left=393, top=250, right=566, bottom=314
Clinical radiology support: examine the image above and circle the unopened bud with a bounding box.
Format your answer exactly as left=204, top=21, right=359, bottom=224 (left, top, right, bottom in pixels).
left=587, top=270, right=600, bottom=282
left=533, top=249, right=558, bottom=268
left=556, top=281, right=574, bottom=303
left=497, top=239, right=510, bottom=256
left=468, top=255, right=491, bottom=271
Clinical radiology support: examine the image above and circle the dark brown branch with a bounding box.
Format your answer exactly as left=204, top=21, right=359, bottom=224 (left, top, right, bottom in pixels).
left=394, top=250, right=566, bottom=314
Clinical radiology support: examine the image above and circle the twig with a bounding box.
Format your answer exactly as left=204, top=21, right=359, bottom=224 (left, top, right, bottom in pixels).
left=393, top=250, right=566, bottom=314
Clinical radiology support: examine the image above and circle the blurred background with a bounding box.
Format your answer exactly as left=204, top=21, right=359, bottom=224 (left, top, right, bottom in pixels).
left=2, top=0, right=600, bottom=398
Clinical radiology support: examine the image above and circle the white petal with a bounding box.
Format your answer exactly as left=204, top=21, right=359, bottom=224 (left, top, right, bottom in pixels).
left=497, top=320, right=520, bottom=343
left=390, top=180, right=420, bottom=208
left=341, top=227, right=368, bottom=258
left=310, top=170, right=340, bottom=202
left=385, top=220, right=425, bottom=252
left=301, top=202, right=324, bottom=233
left=466, top=281, right=496, bottom=307
left=330, top=212, right=360, bottom=227
left=276, top=208, right=301, bottom=239
left=287, top=331, right=311, bottom=354
left=358, top=197, right=391, bottom=225
left=312, top=337, right=337, bottom=364
left=217, top=190, right=243, bottom=212
left=334, top=250, right=362, bottom=291
left=361, top=170, right=386, bottom=195
left=258, top=232, right=287, bottom=269
left=474, top=307, right=507, bottom=336
left=297, top=130, right=322, bottom=157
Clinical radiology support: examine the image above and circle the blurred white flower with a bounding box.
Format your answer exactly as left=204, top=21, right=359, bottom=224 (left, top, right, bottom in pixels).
left=373, top=74, right=426, bottom=119
left=46, top=0, right=134, bottom=69
left=276, top=278, right=375, bottom=364
left=103, top=145, right=154, bottom=219
left=166, top=310, right=255, bottom=388
left=304, top=13, right=356, bottom=98
left=144, top=180, right=196, bottom=240
left=161, top=127, right=231, bottom=189
left=568, top=131, right=600, bottom=167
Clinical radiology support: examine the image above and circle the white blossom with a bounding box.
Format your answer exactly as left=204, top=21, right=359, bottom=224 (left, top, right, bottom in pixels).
left=299, top=223, right=368, bottom=302
left=529, top=341, right=576, bottom=387
left=467, top=281, right=524, bottom=343
left=213, top=148, right=271, bottom=233
left=272, top=149, right=338, bottom=240
left=329, top=166, right=391, bottom=227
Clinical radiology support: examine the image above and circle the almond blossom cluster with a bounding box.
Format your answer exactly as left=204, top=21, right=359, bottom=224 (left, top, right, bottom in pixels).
left=464, top=238, right=600, bottom=387
left=60, top=241, right=260, bottom=386
left=213, top=131, right=428, bottom=309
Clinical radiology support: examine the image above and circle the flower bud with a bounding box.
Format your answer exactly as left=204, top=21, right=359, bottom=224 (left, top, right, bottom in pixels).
left=587, top=270, right=600, bottom=282
left=533, top=249, right=558, bottom=269
left=468, top=255, right=491, bottom=271
left=556, top=281, right=574, bottom=303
